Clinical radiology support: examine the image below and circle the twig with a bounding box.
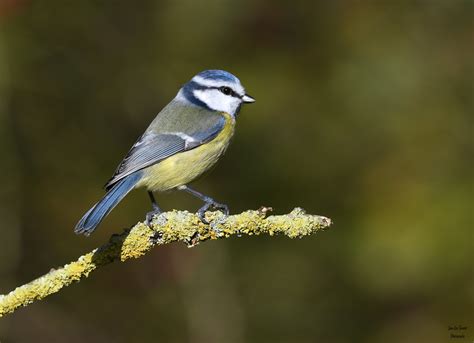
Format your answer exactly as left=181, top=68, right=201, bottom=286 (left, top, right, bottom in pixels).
left=0, top=208, right=331, bottom=317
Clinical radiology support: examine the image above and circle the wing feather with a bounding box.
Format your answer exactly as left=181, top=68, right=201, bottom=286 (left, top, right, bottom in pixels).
left=105, top=106, right=225, bottom=190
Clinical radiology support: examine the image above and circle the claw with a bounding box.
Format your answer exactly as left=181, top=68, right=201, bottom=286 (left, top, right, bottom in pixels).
left=178, top=185, right=229, bottom=223
left=197, top=201, right=229, bottom=224
left=145, top=208, right=162, bottom=226
left=146, top=191, right=162, bottom=227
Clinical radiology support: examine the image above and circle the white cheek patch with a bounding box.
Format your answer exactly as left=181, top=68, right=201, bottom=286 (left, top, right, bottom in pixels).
left=193, top=89, right=241, bottom=115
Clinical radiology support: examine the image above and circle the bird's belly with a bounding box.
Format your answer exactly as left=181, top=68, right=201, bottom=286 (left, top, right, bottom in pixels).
left=137, top=114, right=235, bottom=192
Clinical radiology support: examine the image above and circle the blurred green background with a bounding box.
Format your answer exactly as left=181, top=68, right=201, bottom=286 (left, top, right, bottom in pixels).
left=0, top=1, right=472, bottom=342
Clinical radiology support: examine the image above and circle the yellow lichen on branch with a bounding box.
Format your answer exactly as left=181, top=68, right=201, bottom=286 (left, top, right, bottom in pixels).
left=0, top=208, right=331, bottom=318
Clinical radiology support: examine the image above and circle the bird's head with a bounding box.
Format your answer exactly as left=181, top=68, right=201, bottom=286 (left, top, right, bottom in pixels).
left=178, top=70, right=255, bottom=116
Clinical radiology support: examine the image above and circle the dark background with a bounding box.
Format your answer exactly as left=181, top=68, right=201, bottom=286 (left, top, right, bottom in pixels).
left=0, top=1, right=472, bottom=342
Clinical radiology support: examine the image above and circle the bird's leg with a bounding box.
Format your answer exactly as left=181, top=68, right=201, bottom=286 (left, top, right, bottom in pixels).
left=146, top=191, right=162, bottom=226
left=178, top=185, right=229, bottom=224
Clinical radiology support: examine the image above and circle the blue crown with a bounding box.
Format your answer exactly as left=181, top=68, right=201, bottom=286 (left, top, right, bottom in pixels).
left=197, top=70, right=239, bottom=83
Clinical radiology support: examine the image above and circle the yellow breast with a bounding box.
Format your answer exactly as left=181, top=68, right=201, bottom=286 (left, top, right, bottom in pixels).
left=137, top=112, right=235, bottom=192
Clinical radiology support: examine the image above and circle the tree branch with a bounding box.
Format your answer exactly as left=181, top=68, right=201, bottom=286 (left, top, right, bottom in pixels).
left=0, top=208, right=331, bottom=317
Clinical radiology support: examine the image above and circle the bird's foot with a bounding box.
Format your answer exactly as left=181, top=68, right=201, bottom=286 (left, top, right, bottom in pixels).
left=197, top=200, right=229, bottom=224
left=145, top=207, right=162, bottom=226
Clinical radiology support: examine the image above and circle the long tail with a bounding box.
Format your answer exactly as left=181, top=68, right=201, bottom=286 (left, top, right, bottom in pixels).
left=75, top=172, right=142, bottom=236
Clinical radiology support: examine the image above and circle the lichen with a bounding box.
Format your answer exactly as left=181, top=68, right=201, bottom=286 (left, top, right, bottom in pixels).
left=0, top=208, right=331, bottom=317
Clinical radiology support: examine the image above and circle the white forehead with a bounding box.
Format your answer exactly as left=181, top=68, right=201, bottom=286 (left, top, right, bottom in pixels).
left=192, top=75, right=245, bottom=96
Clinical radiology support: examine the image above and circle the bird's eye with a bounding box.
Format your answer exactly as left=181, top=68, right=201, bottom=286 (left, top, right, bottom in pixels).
left=220, top=87, right=233, bottom=96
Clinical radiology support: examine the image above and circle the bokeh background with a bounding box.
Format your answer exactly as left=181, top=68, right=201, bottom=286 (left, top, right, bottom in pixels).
left=0, top=1, right=472, bottom=342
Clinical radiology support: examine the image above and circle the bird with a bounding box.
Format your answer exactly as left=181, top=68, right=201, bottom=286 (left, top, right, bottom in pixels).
left=75, top=69, right=255, bottom=236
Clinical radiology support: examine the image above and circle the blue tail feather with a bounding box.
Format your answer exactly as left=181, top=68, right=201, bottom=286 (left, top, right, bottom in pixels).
left=75, top=172, right=142, bottom=236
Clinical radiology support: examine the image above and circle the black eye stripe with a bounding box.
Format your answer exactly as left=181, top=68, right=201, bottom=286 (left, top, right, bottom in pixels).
left=212, top=86, right=240, bottom=98
left=191, top=82, right=242, bottom=99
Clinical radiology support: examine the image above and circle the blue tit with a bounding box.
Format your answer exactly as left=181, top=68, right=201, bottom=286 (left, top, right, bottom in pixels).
left=75, top=70, right=255, bottom=236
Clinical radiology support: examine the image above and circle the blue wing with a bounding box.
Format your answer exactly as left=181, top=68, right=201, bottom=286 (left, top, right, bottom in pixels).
left=105, top=105, right=225, bottom=190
